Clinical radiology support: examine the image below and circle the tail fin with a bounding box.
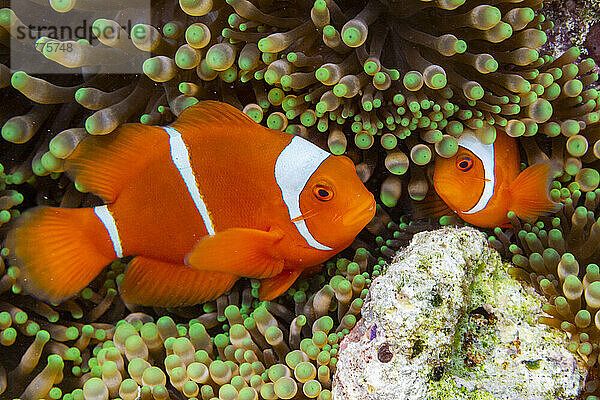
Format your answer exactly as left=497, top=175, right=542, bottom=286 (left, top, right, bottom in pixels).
left=5, top=207, right=116, bottom=304
left=508, top=161, right=562, bottom=220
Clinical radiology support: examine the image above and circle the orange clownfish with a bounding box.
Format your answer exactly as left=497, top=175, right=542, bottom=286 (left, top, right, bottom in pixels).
left=6, top=101, right=375, bottom=306
left=432, top=129, right=559, bottom=228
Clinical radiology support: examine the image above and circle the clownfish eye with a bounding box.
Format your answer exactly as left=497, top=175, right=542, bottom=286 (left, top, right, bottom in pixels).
left=456, top=157, right=473, bottom=172
left=313, top=185, right=334, bottom=201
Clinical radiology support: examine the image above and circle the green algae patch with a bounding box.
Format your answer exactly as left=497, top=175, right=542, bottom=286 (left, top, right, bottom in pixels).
left=428, top=376, right=496, bottom=400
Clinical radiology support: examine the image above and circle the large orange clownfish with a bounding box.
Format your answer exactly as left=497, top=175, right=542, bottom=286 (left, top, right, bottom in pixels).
left=6, top=101, right=375, bottom=306
left=432, top=129, right=559, bottom=228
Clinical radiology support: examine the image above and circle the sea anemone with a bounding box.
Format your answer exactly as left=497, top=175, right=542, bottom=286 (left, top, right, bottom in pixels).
left=2, top=0, right=600, bottom=397
left=1, top=0, right=599, bottom=207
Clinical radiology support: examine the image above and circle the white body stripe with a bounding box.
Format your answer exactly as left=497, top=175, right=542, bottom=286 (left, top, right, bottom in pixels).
left=162, top=126, right=215, bottom=235
left=275, top=136, right=333, bottom=251
left=94, top=205, right=123, bottom=258
left=458, top=131, right=495, bottom=214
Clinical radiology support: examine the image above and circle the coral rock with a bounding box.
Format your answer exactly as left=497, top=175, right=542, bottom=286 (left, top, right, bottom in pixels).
left=333, top=227, right=587, bottom=400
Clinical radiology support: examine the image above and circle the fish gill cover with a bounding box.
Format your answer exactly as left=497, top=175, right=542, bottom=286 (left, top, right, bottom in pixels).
left=0, top=0, right=599, bottom=398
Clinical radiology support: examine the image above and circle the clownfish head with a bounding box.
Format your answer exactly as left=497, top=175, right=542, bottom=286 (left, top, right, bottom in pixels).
left=433, top=132, right=492, bottom=215
left=275, top=136, right=375, bottom=253
left=300, top=155, right=375, bottom=249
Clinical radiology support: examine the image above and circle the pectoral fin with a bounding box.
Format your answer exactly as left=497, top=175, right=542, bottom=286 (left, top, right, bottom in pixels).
left=185, top=228, right=285, bottom=279
left=413, top=189, right=453, bottom=219
left=258, top=269, right=303, bottom=301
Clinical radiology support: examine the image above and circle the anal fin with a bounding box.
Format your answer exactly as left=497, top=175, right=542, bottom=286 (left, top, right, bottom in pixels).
left=120, top=257, right=238, bottom=307
left=258, top=269, right=303, bottom=301
left=185, top=228, right=284, bottom=279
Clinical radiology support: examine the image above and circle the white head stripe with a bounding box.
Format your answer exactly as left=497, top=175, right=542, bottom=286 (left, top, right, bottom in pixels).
left=162, top=126, right=215, bottom=235
left=275, top=136, right=333, bottom=251
left=458, top=131, right=495, bottom=214
left=94, top=205, right=123, bottom=258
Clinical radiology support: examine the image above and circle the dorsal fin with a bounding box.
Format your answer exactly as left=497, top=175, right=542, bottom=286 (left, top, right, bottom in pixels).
left=169, top=100, right=258, bottom=134
left=64, top=124, right=166, bottom=203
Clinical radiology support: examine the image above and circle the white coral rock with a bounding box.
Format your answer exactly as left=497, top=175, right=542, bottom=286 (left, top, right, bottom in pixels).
left=333, top=227, right=587, bottom=400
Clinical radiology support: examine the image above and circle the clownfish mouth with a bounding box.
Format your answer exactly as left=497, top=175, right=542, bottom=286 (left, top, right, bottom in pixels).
left=342, top=201, right=376, bottom=227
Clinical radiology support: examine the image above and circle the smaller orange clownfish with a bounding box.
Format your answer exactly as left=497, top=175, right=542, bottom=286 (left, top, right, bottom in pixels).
left=432, top=129, right=559, bottom=228
left=6, top=101, right=375, bottom=307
